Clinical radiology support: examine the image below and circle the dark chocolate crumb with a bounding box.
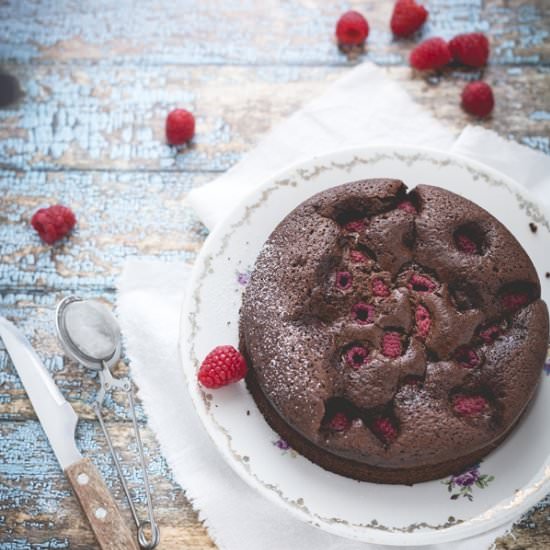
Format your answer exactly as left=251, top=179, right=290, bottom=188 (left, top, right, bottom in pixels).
left=246, top=410, right=250, bottom=416
left=529, top=222, right=538, bottom=234
left=546, top=272, right=550, bottom=279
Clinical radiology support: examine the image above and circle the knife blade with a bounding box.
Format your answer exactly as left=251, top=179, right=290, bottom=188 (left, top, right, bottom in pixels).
left=0, top=316, right=81, bottom=469
left=0, top=316, right=139, bottom=550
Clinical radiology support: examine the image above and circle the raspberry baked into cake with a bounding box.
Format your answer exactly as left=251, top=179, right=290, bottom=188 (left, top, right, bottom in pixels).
left=239, top=179, right=549, bottom=484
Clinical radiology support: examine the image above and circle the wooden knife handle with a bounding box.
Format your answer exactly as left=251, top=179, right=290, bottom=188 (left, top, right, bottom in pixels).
left=65, top=458, right=139, bottom=550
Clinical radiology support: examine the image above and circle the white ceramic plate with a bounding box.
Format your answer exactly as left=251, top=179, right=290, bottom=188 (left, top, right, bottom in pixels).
left=180, top=146, right=550, bottom=546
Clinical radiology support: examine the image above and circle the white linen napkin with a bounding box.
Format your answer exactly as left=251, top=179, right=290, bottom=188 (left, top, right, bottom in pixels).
left=117, top=62, right=550, bottom=550
left=188, top=62, right=455, bottom=231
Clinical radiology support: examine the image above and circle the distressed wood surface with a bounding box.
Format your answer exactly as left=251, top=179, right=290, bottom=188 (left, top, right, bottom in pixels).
left=1, top=64, right=549, bottom=173
left=0, top=0, right=548, bottom=66
left=0, top=0, right=549, bottom=548
left=0, top=291, right=159, bottom=422
left=0, top=419, right=215, bottom=549
left=64, top=458, right=141, bottom=550
left=0, top=171, right=207, bottom=290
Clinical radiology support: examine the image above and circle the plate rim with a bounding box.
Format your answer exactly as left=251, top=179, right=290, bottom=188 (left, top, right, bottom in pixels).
left=180, top=144, right=550, bottom=546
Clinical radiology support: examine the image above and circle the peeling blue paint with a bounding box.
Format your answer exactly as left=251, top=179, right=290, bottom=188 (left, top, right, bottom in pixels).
left=0, top=170, right=207, bottom=289
left=0, top=420, right=175, bottom=514
left=530, top=111, right=550, bottom=121
left=0, top=0, right=549, bottom=545
left=0, top=0, right=547, bottom=66
left=1, top=60, right=548, bottom=176
left=0, top=539, right=70, bottom=549
left=0, top=290, right=153, bottom=422
left=521, top=136, right=550, bottom=156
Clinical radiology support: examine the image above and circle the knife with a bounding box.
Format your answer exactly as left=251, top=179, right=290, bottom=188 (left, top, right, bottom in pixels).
left=0, top=316, right=139, bottom=550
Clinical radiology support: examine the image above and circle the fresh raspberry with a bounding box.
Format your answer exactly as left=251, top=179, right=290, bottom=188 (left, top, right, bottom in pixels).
left=166, top=108, right=195, bottom=145
left=335, top=11, right=369, bottom=46
left=335, top=271, right=352, bottom=290
left=479, top=324, right=502, bottom=343
left=501, top=291, right=529, bottom=311
left=351, top=302, right=375, bottom=324
left=345, top=345, right=369, bottom=368
left=390, top=0, right=428, bottom=38
left=382, top=331, right=403, bottom=358
left=350, top=249, right=368, bottom=263
left=372, top=278, right=390, bottom=297
left=452, top=394, right=488, bottom=416
left=461, top=82, right=494, bottom=118
left=410, top=38, right=452, bottom=71
left=327, top=411, right=351, bottom=432
left=198, top=345, right=247, bottom=389
left=372, top=417, right=398, bottom=443
left=344, top=219, right=366, bottom=232
left=455, top=232, right=478, bottom=254
left=409, top=273, right=437, bottom=293
left=415, top=304, right=431, bottom=339
left=449, top=33, right=489, bottom=67
left=31, top=205, right=76, bottom=245
left=454, top=346, right=480, bottom=368
left=397, top=200, right=417, bottom=214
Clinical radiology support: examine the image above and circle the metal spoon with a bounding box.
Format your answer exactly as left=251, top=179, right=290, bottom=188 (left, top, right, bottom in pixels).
left=56, top=296, right=159, bottom=550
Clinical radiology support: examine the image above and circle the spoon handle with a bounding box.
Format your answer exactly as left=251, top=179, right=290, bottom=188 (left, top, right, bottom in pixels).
left=65, top=457, right=139, bottom=550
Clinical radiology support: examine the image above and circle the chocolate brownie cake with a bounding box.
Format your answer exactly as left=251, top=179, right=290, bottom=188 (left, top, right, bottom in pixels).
left=239, top=180, right=549, bottom=484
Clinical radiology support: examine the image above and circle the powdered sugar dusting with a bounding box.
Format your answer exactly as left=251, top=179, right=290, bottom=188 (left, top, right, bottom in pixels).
left=239, top=181, right=546, bottom=469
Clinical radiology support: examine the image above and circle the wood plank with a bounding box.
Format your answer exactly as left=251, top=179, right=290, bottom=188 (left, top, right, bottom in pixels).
left=0, top=417, right=549, bottom=548
left=1, top=1, right=549, bottom=548
left=1, top=288, right=550, bottom=548
left=0, top=0, right=548, bottom=66
left=0, top=170, right=206, bottom=290
left=0, top=64, right=549, bottom=173
left=0, top=419, right=215, bottom=549
left=495, top=498, right=550, bottom=549
left=0, top=290, right=168, bottom=422
left=0, top=64, right=338, bottom=172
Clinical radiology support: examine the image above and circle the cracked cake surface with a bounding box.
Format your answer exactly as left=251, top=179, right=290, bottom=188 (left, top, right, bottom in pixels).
left=239, top=179, right=549, bottom=484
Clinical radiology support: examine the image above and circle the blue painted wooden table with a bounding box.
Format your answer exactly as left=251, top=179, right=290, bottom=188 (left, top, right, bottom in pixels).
left=0, top=1, right=549, bottom=548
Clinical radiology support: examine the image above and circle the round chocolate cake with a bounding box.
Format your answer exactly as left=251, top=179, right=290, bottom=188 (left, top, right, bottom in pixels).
left=239, top=180, right=549, bottom=484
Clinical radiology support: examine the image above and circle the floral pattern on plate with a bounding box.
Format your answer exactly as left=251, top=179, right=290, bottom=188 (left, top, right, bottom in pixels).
left=236, top=270, right=251, bottom=286
left=443, top=463, right=495, bottom=501
left=273, top=438, right=298, bottom=458
left=182, top=147, right=550, bottom=545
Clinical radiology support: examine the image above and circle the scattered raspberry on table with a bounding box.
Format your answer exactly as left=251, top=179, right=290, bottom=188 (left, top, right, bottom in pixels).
left=166, top=108, right=195, bottom=145
left=461, top=81, right=494, bottom=118
left=335, top=10, right=369, bottom=46
left=198, top=345, right=248, bottom=389
left=449, top=33, right=490, bottom=68
left=390, top=0, right=428, bottom=38
left=31, top=205, right=76, bottom=244
left=409, top=37, right=452, bottom=71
